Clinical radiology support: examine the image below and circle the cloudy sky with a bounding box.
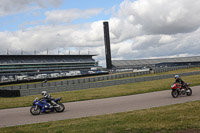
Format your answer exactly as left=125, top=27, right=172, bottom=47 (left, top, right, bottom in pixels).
left=0, top=0, right=200, bottom=66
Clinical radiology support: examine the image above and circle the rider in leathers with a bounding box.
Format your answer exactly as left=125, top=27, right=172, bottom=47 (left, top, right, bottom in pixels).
left=41, top=91, right=59, bottom=108
left=174, top=75, right=185, bottom=91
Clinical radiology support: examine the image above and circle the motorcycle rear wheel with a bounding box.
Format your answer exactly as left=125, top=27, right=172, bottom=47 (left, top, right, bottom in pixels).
left=54, top=103, right=65, bottom=112
left=171, top=90, right=179, bottom=98
left=30, top=106, right=41, bottom=115
left=186, top=88, right=192, bottom=96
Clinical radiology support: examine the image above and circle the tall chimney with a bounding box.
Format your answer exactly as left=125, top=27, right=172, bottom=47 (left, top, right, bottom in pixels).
left=103, top=21, right=112, bottom=70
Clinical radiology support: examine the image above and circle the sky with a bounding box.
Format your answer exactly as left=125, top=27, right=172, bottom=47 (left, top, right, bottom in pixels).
left=0, top=0, right=200, bottom=67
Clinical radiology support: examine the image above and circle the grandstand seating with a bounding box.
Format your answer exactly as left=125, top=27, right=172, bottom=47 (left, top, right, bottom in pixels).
left=0, top=55, right=97, bottom=76
left=112, top=56, right=200, bottom=69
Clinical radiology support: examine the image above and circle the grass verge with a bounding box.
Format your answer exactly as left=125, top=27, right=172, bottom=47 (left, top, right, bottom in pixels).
left=0, top=100, right=200, bottom=133
left=2, top=67, right=200, bottom=88
left=0, top=73, right=200, bottom=110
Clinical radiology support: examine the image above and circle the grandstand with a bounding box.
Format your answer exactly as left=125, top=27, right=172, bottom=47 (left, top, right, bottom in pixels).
left=112, top=56, right=200, bottom=70
left=0, top=55, right=99, bottom=82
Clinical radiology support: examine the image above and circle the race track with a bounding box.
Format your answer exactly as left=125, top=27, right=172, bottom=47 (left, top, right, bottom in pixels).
left=0, top=86, right=200, bottom=128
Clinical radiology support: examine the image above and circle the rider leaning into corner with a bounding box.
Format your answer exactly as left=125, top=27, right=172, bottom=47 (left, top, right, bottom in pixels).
left=41, top=91, right=59, bottom=107
left=174, top=75, right=186, bottom=91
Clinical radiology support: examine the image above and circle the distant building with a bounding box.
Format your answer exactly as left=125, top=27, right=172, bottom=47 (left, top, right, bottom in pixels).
left=112, top=56, right=200, bottom=70
left=0, top=55, right=98, bottom=78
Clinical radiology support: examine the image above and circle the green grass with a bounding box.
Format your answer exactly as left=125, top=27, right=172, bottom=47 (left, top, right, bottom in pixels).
left=1, top=67, right=200, bottom=110
left=0, top=100, right=200, bottom=133
left=1, top=68, right=200, bottom=132
left=1, top=74, right=200, bottom=110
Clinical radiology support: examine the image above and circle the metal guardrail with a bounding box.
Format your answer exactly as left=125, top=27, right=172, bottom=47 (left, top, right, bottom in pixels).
left=18, top=70, right=200, bottom=96
left=1, top=65, right=200, bottom=97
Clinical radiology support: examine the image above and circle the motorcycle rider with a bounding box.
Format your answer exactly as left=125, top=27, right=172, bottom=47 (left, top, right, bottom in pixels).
left=41, top=91, right=59, bottom=108
left=174, top=75, right=185, bottom=91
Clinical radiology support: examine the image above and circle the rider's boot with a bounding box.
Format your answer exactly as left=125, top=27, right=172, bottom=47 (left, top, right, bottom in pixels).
left=186, top=89, right=190, bottom=93
left=41, top=107, right=45, bottom=112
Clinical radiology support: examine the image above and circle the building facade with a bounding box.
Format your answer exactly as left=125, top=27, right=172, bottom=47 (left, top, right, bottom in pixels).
left=112, top=56, right=200, bottom=70
left=0, top=55, right=99, bottom=82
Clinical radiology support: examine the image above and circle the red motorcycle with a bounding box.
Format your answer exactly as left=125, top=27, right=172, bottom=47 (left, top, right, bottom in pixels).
left=171, top=83, right=192, bottom=98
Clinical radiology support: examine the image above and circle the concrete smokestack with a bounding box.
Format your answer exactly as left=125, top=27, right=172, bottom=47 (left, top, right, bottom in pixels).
left=103, top=21, right=112, bottom=70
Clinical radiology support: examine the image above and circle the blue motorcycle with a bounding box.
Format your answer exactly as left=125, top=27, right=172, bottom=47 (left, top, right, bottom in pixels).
left=30, top=97, right=65, bottom=115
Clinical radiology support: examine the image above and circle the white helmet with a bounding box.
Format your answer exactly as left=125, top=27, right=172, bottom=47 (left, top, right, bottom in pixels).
left=41, top=91, right=47, bottom=97
left=174, top=75, right=179, bottom=79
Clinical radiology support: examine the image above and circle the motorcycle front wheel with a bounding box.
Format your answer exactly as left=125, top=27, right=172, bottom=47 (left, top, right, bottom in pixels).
left=186, top=88, right=192, bottom=96
left=171, top=90, right=179, bottom=98
left=30, top=106, right=41, bottom=115
left=54, top=103, right=65, bottom=112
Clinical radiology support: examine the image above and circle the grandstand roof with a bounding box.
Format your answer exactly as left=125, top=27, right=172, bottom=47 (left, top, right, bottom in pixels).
left=0, top=55, right=97, bottom=65
left=112, top=56, right=200, bottom=68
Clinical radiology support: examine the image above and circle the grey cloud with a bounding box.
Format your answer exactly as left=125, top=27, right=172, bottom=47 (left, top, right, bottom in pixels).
left=1, top=0, right=200, bottom=67
left=36, top=0, right=62, bottom=8
left=117, top=0, right=200, bottom=35
left=113, top=27, right=200, bottom=60
left=0, top=22, right=104, bottom=55
left=0, top=0, right=62, bottom=16
left=104, top=0, right=200, bottom=64
left=132, top=35, right=162, bottom=50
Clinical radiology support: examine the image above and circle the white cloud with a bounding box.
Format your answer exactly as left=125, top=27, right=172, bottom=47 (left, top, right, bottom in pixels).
left=105, top=26, right=200, bottom=61
left=101, top=0, right=200, bottom=62
left=1, top=0, right=200, bottom=67
left=0, top=21, right=105, bottom=54
left=159, top=35, right=176, bottom=44
left=109, top=17, right=142, bottom=43
left=117, top=0, right=200, bottom=34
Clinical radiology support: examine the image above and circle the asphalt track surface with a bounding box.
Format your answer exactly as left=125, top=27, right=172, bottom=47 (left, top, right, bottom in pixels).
left=0, top=86, right=200, bottom=128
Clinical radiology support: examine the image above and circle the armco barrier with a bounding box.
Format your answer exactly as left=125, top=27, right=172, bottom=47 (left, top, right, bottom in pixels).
left=0, top=89, right=20, bottom=97
left=19, top=70, right=200, bottom=97
left=1, top=66, right=200, bottom=97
